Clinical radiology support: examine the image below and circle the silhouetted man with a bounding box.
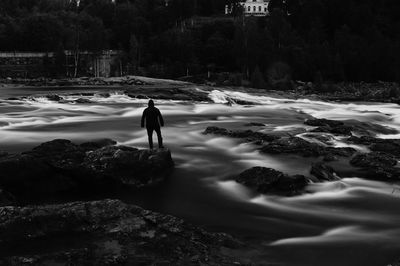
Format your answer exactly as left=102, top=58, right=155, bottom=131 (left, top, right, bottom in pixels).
left=141, top=100, right=164, bottom=149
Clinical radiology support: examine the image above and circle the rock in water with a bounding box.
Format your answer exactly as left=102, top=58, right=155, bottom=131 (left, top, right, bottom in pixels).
left=350, top=152, right=400, bottom=181
left=0, top=200, right=242, bottom=265
left=310, top=162, right=341, bottom=181
left=350, top=152, right=398, bottom=168
left=236, top=167, right=308, bottom=196
left=0, top=139, right=174, bottom=201
left=204, top=126, right=279, bottom=143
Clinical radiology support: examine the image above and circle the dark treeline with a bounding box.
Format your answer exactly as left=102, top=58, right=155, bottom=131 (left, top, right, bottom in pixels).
left=0, top=0, right=400, bottom=83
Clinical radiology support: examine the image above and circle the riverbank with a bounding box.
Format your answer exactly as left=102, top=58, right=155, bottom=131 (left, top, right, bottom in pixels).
left=1, top=76, right=399, bottom=105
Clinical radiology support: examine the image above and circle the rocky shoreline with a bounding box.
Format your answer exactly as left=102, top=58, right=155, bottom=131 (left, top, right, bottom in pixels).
left=0, top=139, right=255, bottom=265
left=204, top=117, right=400, bottom=197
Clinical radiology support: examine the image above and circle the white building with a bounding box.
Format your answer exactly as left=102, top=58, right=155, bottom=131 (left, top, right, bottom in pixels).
left=226, top=0, right=270, bottom=17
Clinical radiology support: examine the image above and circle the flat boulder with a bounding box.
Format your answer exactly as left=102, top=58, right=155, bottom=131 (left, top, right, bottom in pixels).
left=0, top=199, right=241, bottom=265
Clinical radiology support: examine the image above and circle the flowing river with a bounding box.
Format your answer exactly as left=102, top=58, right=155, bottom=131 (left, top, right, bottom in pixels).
left=0, top=85, right=399, bottom=265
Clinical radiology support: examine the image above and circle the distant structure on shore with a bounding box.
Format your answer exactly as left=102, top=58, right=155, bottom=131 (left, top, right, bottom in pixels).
left=225, top=0, right=270, bottom=17
left=0, top=51, right=120, bottom=78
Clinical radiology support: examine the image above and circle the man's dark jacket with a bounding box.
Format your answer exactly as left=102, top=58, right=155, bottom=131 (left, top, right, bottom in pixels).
left=141, top=106, right=164, bottom=128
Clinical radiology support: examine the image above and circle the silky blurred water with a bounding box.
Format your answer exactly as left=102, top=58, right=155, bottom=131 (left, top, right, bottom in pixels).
left=0, top=86, right=400, bottom=265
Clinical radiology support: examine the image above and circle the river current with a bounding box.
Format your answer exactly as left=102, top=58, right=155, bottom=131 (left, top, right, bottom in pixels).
left=0, top=85, right=399, bottom=265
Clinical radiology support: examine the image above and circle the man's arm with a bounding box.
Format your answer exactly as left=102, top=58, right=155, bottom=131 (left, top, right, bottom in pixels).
left=158, top=109, right=164, bottom=127
left=141, top=109, right=146, bottom=128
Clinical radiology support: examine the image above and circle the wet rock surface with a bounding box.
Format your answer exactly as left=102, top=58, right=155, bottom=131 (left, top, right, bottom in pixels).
left=236, top=167, right=308, bottom=196
left=205, top=118, right=400, bottom=197
left=305, top=118, right=398, bottom=136
left=350, top=152, right=400, bottom=181
left=204, top=126, right=280, bottom=143
left=0, top=139, right=174, bottom=202
left=310, top=162, right=341, bottom=181
left=305, top=118, right=353, bottom=135
left=349, top=136, right=400, bottom=158
left=261, top=137, right=357, bottom=159
left=350, top=152, right=398, bottom=168
left=0, top=199, right=243, bottom=266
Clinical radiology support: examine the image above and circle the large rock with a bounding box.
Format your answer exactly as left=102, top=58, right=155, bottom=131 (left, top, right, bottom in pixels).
left=0, top=200, right=242, bottom=265
left=236, top=167, right=308, bottom=196
left=0, top=139, right=174, bottom=201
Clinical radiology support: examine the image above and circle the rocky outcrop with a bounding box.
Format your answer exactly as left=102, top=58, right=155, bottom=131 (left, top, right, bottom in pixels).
left=0, top=139, right=174, bottom=201
left=236, top=167, right=308, bottom=196
left=204, top=126, right=279, bottom=143
left=0, top=199, right=241, bottom=265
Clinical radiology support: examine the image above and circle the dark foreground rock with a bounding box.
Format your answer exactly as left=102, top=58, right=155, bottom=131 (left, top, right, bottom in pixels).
left=0, top=199, right=243, bottom=265
left=0, top=139, right=174, bottom=202
left=236, top=167, right=308, bottom=196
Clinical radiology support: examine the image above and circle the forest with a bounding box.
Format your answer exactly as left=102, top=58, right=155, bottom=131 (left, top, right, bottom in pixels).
left=0, top=0, right=400, bottom=84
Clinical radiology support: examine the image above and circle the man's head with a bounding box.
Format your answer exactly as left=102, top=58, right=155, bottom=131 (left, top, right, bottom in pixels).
left=148, top=100, right=154, bottom=107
